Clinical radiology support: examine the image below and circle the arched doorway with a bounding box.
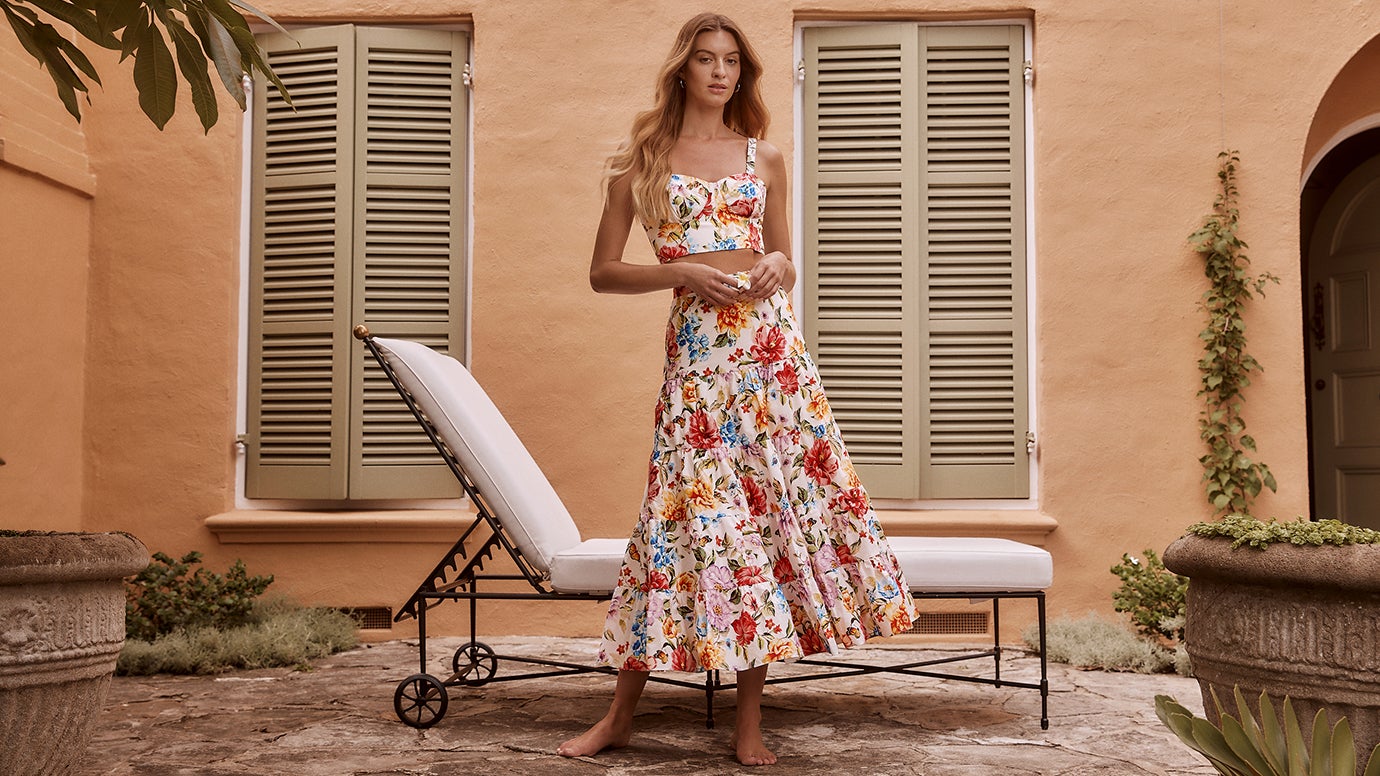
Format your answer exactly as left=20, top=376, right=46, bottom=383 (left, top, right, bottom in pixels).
left=1305, top=144, right=1380, bottom=526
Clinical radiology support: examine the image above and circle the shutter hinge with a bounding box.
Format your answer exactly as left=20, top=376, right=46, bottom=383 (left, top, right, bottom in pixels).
left=463, top=62, right=474, bottom=89
left=235, top=434, right=249, bottom=453
left=796, top=59, right=806, bottom=82
left=1022, top=60, right=1033, bottom=85
left=1025, top=431, right=1036, bottom=454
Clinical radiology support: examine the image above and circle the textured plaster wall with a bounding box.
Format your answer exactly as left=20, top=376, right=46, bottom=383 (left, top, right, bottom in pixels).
left=0, top=33, right=94, bottom=532
left=8, top=1, right=1380, bottom=640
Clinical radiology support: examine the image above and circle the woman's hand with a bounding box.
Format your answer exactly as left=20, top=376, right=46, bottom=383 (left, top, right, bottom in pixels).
left=744, top=252, right=794, bottom=299
left=675, top=261, right=749, bottom=307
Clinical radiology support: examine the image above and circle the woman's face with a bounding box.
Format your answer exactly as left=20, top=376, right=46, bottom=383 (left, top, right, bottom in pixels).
left=680, top=30, right=741, bottom=107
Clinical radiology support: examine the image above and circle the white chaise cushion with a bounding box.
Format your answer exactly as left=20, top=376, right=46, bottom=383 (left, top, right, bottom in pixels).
left=889, top=537, right=1053, bottom=593
left=547, top=536, right=1053, bottom=597
left=549, top=538, right=629, bottom=594
left=371, top=338, right=582, bottom=573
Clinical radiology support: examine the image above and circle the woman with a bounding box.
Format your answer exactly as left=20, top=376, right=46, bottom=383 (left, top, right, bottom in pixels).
left=558, top=13, right=917, bottom=767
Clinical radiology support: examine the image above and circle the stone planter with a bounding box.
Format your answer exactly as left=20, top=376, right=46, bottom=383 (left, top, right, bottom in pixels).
left=1164, top=533, right=1380, bottom=758
left=0, top=532, right=148, bottom=776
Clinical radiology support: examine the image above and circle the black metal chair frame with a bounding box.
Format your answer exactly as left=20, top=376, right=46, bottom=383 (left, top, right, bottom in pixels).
left=357, top=329, right=1048, bottom=732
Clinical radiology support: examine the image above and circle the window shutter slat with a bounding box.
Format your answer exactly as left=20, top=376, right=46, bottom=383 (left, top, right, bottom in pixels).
left=919, top=25, right=1029, bottom=498
left=804, top=25, right=922, bottom=497
left=347, top=28, right=468, bottom=500
left=247, top=26, right=356, bottom=499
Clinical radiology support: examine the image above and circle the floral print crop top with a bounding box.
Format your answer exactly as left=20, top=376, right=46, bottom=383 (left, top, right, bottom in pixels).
left=644, top=137, right=765, bottom=263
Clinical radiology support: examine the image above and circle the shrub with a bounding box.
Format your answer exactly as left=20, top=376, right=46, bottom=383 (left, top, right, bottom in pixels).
left=1111, top=549, right=1188, bottom=643
left=1023, top=613, right=1181, bottom=674
left=117, top=599, right=358, bottom=675
left=125, top=551, right=273, bottom=642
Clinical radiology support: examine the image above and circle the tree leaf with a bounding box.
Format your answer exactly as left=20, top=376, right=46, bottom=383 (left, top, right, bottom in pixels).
left=163, top=13, right=218, bottom=131
left=133, top=13, right=178, bottom=129
left=186, top=6, right=245, bottom=108
left=95, top=0, right=143, bottom=36
left=23, top=0, right=118, bottom=47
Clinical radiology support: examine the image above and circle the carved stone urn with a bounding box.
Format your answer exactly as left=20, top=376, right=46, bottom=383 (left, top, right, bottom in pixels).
left=0, top=531, right=148, bottom=776
left=1163, top=534, right=1380, bottom=758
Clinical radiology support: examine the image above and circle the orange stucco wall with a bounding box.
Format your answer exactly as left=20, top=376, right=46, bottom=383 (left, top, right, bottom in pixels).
left=0, top=31, right=94, bottom=533
left=4, top=1, right=1379, bottom=643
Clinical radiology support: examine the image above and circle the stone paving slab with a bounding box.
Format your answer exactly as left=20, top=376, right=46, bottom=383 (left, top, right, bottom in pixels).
left=77, top=637, right=1216, bottom=776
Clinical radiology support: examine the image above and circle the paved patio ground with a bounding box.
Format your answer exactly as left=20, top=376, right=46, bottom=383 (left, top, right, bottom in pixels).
left=77, top=637, right=1216, bottom=776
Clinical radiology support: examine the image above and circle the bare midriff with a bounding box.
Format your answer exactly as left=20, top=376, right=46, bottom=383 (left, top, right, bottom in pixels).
left=667, top=247, right=759, bottom=274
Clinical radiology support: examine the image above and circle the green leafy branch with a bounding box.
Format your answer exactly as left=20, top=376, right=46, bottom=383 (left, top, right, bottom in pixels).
left=1, top=0, right=290, bottom=131
left=1193, top=151, right=1279, bottom=516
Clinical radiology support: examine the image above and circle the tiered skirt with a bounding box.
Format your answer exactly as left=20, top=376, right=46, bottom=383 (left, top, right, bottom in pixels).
left=598, top=277, right=917, bottom=672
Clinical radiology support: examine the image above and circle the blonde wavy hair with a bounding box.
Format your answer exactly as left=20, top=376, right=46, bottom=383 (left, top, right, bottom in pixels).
left=605, top=13, right=770, bottom=225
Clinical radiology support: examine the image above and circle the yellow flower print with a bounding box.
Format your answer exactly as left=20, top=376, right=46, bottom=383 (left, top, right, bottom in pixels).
left=675, top=571, right=697, bottom=592
left=682, top=381, right=700, bottom=405
left=716, top=301, right=750, bottom=335
left=659, top=491, right=688, bottom=522
left=808, top=389, right=830, bottom=418
left=696, top=639, right=725, bottom=669
left=687, top=476, right=717, bottom=515
left=766, top=639, right=800, bottom=662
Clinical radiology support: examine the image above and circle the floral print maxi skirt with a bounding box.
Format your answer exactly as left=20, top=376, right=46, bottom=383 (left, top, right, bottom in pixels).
left=598, top=278, right=918, bottom=673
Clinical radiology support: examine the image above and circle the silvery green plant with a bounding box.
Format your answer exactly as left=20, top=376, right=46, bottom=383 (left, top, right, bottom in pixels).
left=1157, top=687, right=1380, bottom=776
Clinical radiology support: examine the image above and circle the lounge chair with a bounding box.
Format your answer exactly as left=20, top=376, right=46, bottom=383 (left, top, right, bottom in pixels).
left=353, top=326, right=1052, bottom=731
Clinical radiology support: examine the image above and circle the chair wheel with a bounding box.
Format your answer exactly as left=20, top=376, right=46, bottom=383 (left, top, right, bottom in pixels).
left=394, top=673, right=448, bottom=728
left=452, top=641, right=498, bottom=686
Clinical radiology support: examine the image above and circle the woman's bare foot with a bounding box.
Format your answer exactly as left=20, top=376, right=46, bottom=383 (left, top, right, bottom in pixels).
left=556, top=714, right=632, bottom=758
left=730, top=715, right=777, bottom=766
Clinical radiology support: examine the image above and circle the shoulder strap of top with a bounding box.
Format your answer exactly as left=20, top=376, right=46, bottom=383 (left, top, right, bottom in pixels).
left=745, top=137, right=757, bottom=174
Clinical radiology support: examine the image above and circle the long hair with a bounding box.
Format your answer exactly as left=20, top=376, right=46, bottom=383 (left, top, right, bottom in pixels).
left=605, top=13, right=770, bottom=224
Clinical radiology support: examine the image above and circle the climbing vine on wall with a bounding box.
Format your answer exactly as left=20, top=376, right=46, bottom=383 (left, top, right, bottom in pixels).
left=1193, top=152, right=1279, bottom=516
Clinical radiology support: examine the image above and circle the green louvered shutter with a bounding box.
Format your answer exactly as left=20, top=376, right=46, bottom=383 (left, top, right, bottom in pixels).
left=347, top=28, right=467, bottom=499
left=247, top=26, right=466, bottom=501
left=804, top=24, right=921, bottom=497
left=803, top=23, right=1028, bottom=499
left=247, top=26, right=356, bottom=499
left=919, top=25, right=1028, bottom=498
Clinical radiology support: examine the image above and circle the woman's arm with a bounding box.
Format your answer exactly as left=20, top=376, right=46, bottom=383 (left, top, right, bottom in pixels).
left=745, top=139, right=795, bottom=299
left=589, top=172, right=748, bottom=306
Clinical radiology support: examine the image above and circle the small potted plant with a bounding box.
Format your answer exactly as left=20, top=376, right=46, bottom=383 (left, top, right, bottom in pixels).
left=1163, top=515, right=1380, bottom=760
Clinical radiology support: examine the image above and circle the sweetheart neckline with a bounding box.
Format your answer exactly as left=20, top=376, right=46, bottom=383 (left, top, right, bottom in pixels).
left=669, top=171, right=763, bottom=186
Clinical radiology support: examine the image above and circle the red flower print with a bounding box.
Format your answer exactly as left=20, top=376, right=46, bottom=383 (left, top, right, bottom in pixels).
left=623, top=656, right=649, bottom=671
left=658, top=243, right=688, bottom=262
left=726, top=197, right=756, bottom=218
left=732, top=610, right=758, bottom=646
left=835, top=543, right=857, bottom=567
left=671, top=644, right=694, bottom=671
left=773, top=554, right=796, bottom=583
left=742, top=477, right=769, bottom=517
left=776, top=362, right=799, bottom=395
left=804, top=438, right=839, bottom=485
left=646, top=570, right=671, bottom=591
left=829, top=487, right=869, bottom=518
left=751, top=326, right=786, bottom=364
left=799, top=625, right=826, bottom=655
left=733, top=565, right=768, bottom=586
left=687, top=411, right=721, bottom=449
